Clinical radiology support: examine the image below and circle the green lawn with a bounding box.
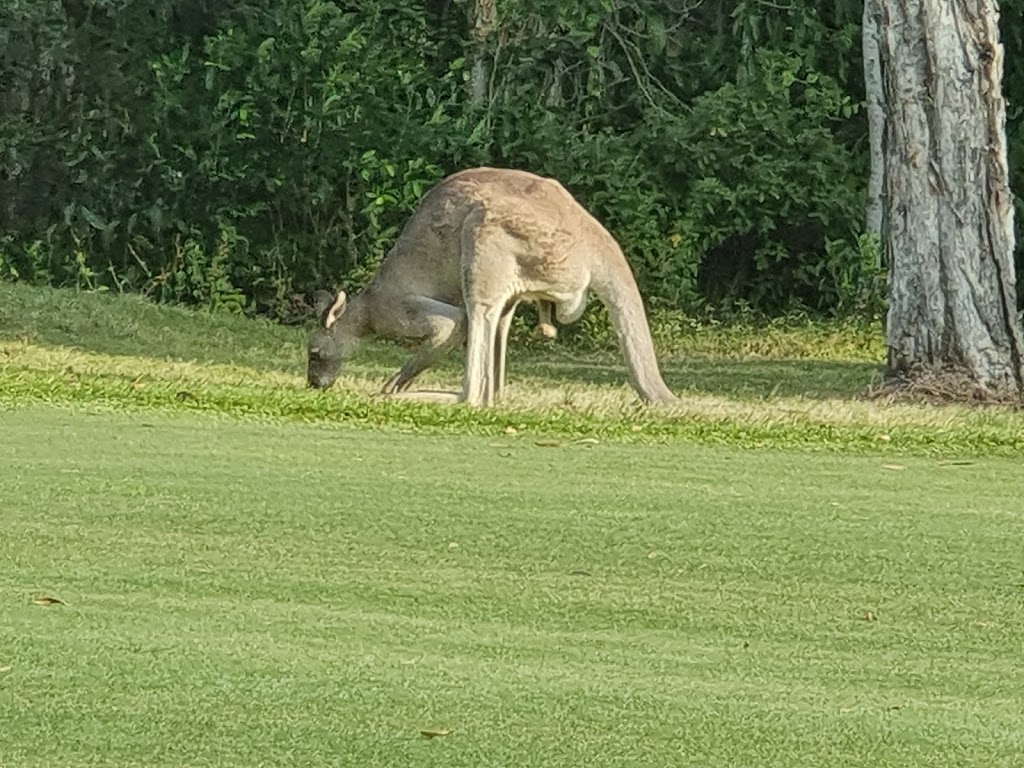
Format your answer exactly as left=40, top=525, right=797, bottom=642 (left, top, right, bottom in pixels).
left=2, top=282, right=1023, bottom=766
left=2, top=405, right=1023, bottom=767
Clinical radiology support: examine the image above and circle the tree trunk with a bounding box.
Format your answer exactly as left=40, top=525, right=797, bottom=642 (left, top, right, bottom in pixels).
left=467, top=0, right=496, bottom=106
left=861, top=0, right=885, bottom=246
left=880, top=0, right=1024, bottom=401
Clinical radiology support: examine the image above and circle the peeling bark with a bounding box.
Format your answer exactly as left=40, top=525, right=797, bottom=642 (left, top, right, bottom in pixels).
left=862, top=0, right=885, bottom=243
left=881, top=0, right=1024, bottom=399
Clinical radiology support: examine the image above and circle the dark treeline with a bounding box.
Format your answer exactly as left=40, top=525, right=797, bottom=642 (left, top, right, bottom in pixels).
left=1, top=0, right=1022, bottom=320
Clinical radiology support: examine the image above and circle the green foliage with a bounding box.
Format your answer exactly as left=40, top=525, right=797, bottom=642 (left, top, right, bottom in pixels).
left=0, top=0, right=1018, bottom=319
left=662, top=51, right=868, bottom=314
left=150, top=225, right=248, bottom=314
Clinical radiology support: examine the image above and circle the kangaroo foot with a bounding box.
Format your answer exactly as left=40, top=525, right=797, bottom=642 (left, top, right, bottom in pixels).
left=536, top=322, right=558, bottom=340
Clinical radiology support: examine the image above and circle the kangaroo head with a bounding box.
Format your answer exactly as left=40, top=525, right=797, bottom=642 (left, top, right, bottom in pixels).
left=306, top=289, right=347, bottom=389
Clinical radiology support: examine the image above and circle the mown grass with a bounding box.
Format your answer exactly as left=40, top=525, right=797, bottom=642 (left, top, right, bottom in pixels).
left=1, top=281, right=1022, bottom=455
left=3, top=405, right=1023, bottom=768
left=2, top=283, right=1023, bottom=766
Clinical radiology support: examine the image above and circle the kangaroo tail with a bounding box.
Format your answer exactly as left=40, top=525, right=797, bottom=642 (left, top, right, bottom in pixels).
left=593, top=266, right=677, bottom=404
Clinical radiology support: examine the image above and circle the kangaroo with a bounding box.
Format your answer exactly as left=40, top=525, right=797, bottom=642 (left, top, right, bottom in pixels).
left=307, top=167, right=675, bottom=406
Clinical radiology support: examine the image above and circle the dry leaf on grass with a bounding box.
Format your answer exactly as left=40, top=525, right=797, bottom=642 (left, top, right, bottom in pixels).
left=33, top=596, right=65, bottom=606
left=419, top=728, right=451, bottom=739
left=882, top=464, right=906, bottom=471
left=0, top=665, right=12, bottom=673
left=864, top=611, right=878, bottom=622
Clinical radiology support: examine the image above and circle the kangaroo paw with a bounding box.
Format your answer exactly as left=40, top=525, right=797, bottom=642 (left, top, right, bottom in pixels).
left=536, top=323, right=558, bottom=340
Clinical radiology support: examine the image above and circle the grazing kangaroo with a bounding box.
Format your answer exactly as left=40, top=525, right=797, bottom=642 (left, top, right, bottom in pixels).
left=306, top=167, right=675, bottom=405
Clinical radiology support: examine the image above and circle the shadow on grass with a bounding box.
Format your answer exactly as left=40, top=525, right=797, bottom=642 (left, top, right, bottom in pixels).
left=0, top=282, right=308, bottom=375
left=515, top=355, right=884, bottom=400
left=0, top=281, right=883, bottom=402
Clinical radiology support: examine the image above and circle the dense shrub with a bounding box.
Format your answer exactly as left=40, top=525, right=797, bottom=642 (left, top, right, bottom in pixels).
left=0, top=0, right=1018, bottom=319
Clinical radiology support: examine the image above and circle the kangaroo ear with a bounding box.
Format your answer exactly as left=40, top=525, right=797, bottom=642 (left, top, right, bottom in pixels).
left=322, top=290, right=347, bottom=329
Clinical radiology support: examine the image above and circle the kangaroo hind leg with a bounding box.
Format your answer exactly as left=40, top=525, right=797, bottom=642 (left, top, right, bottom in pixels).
left=460, top=208, right=522, bottom=406
left=493, top=300, right=520, bottom=399
left=462, top=300, right=505, bottom=406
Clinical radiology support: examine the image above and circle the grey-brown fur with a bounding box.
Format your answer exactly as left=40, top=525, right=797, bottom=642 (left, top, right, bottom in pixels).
left=307, top=167, right=674, bottom=405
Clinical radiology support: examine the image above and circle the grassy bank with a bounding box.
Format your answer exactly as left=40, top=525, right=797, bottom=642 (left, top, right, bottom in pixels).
left=1, top=282, right=1022, bottom=455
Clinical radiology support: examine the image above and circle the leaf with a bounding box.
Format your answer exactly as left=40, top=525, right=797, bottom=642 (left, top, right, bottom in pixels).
left=0, top=665, right=12, bottom=673
left=79, top=205, right=110, bottom=231
left=864, top=611, right=878, bottom=622
left=256, top=37, right=276, bottom=59
left=881, top=464, right=905, bottom=471
left=33, top=596, right=64, bottom=606
left=420, top=728, right=451, bottom=739
left=646, top=15, right=667, bottom=54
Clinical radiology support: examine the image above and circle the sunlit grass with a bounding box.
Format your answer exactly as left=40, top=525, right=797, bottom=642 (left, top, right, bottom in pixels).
left=2, top=405, right=1023, bottom=768
left=1, top=280, right=1022, bottom=455
left=2, top=338, right=1022, bottom=455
